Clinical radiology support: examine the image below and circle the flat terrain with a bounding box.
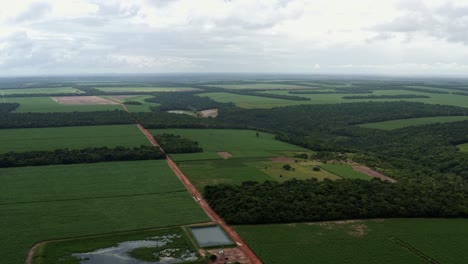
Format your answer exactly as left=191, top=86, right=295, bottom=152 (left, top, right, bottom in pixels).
left=1, top=87, right=83, bottom=95
left=206, top=83, right=314, bottom=90
left=0, top=125, right=149, bottom=153
left=107, top=95, right=161, bottom=112
left=320, top=163, right=371, bottom=180
left=149, top=129, right=308, bottom=161
left=51, top=96, right=117, bottom=105
left=358, top=116, right=468, bottom=130
left=457, top=143, right=468, bottom=153
left=7, top=97, right=122, bottom=112
left=0, top=160, right=209, bottom=264
left=95, top=86, right=201, bottom=93
left=235, top=219, right=468, bottom=264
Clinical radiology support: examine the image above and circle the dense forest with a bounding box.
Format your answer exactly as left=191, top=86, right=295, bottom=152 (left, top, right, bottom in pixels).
left=153, top=133, right=203, bottom=154
left=204, top=178, right=468, bottom=224
left=0, top=146, right=164, bottom=167
left=0, top=103, right=19, bottom=113
left=342, top=94, right=430, bottom=99
left=0, top=111, right=134, bottom=128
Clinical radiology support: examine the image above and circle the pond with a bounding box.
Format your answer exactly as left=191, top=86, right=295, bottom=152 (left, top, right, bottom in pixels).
left=189, top=225, right=233, bottom=247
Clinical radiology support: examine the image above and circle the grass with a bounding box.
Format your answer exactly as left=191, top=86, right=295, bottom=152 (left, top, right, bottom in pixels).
left=5, top=97, right=122, bottom=112
left=105, top=95, right=160, bottom=112
left=0, top=160, right=209, bottom=264
left=320, top=163, right=371, bottom=180
left=358, top=116, right=468, bottom=130
left=258, top=160, right=341, bottom=182
left=149, top=129, right=308, bottom=161
left=0, top=87, right=84, bottom=95
left=96, top=87, right=201, bottom=93
left=457, top=143, right=468, bottom=153
left=0, top=124, right=149, bottom=153
left=205, top=83, right=313, bottom=90
left=235, top=219, right=468, bottom=264
left=200, top=87, right=468, bottom=109
left=33, top=227, right=204, bottom=264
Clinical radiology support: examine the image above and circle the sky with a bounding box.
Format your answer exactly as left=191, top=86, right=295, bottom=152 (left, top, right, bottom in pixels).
left=1, top=0, right=468, bottom=77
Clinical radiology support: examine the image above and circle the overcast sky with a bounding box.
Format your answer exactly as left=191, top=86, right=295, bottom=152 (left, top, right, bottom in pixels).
left=1, top=0, right=468, bottom=77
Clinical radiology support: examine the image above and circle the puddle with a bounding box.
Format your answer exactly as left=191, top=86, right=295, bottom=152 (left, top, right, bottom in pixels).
left=189, top=225, right=233, bottom=247
left=73, top=234, right=197, bottom=264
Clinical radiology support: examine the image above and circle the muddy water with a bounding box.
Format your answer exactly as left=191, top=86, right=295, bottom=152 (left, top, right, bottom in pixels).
left=73, top=235, right=197, bottom=264
left=190, top=225, right=233, bottom=247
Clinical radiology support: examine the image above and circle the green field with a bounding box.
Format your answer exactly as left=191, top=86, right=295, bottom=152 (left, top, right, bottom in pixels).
left=149, top=129, right=308, bottom=161
left=1, top=87, right=83, bottom=95
left=0, top=160, right=209, bottom=264
left=206, top=83, right=313, bottom=90
left=6, top=97, right=122, bottom=112
left=457, top=143, right=468, bottom=153
left=235, top=219, right=468, bottom=264
left=105, top=95, right=161, bottom=112
left=320, top=163, right=371, bottom=180
left=358, top=116, right=468, bottom=130
left=96, top=87, right=201, bottom=93
left=0, top=125, right=149, bottom=153
left=200, top=88, right=468, bottom=109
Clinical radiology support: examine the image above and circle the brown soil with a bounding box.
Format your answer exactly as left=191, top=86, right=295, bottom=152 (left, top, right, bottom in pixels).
left=348, top=224, right=368, bottom=237
left=198, top=108, right=219, bottom=118
left=217, top=152, right=233, bottom=159
left=352, top=165, right=397, bottom=183
left=270, top=157, right=294, bottom=162
left=51, top=96, right=118, bottom=105
left=206, top=248, right=251, bottom=264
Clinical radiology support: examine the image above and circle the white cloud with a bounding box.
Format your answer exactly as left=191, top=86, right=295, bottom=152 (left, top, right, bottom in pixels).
left=0, top=0, right=468, bottom=76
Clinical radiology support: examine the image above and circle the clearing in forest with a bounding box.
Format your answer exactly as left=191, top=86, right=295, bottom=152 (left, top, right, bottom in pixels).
left=51, top=96, right=118, bottom=105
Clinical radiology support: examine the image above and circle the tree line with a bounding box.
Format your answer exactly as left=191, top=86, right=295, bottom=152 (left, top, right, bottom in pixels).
left=0, top=145, right=164, bottom=168
left=0, top=103, right=19, bottom=113
left=153, top=133, right=203, bottom=154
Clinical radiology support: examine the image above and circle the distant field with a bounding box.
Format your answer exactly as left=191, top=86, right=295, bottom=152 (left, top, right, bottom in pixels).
left=7, top=97, right=122, bottom=112
left=1, top=87, right=83, bottom=95
left=235, top=219, right=468, bottom=264
left=95, top=87, right=201, bottom=93
left=0, top=160, right=209, bottom=264
left=320, top=163, right=371, bottom=180
left=200, top=87, right=468, bottom=109
left=0, top=125, right=149, bottom=153
left=206, top=83, right=313, bottom=90
left=358, top=116, right=468, bottom=130
left=457, top=143, right=468, bottom=153
left=106, top=95, right=160, bottom=112
left=149, top=129, right=307, bottom=160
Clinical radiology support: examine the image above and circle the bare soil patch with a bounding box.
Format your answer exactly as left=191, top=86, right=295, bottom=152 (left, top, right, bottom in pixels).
left=270, top=157, right=294, bottom=162
left=217, top=152, right=233, bottom=159
left=198, top=108, right=219, bottom=118
left=52, top=96, right=118, bottom=105
left=348, top=224, right=368, bottom=237
left=205, top=248, right=251, bottom=264
left=352, top=165, right=397, bottom=183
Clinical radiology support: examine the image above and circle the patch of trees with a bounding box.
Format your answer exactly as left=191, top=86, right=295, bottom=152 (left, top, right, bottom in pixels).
left=453, top=91, right=468, bottom=96
left=402, top=87, right=450, bottom=94
left=0, top=110, right=134, bottom=128
left=0, top=145, right=164, bottom=167
left=153, top=133, right=203, bottom=153
left=146, top=93, right=228, bottom=111
left=123, top=101, right=143, bottom=105
left=289, top=90, right=372, bottom=95
left=204, top=178, right=468, bottom=225
left=0, top=103, right=19, bottom=113
left=342, top=94, right=430, bottom=99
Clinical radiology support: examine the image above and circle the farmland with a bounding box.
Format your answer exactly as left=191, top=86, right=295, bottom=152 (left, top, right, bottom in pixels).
left=6, top=97, right=122, bottom=112
left=458, top=143, right=468, bottom=153
left=1, top=87, right=83, bottom=95
left=320, top=163, right=372, bottom=180
left=0, top=125, right=149, bottom=153
left=235, top=219, right=468, bottom=264
left=0, top=160, right=209, bottom=264
left=358, top=115, right=468, bottom=130
left=206, top=83, right=313, bottom=90
left=95, top=86, right=201, bottom=93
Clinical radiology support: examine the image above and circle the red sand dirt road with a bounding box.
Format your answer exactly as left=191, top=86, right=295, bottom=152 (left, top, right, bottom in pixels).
left=135, top=124, right=262, bottom=264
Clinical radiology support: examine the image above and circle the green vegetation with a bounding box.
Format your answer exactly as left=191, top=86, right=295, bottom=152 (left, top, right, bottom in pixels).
left=33, top=227, right=204, bottom=264
left=206, top=83, right=312, bottom=90
left=7, top=97, right=121, bottom=112
left=358, top=115, right=468, bottom=130
left=320, top=163, right=371, bottom=180
left=96, top=86, right=200, bottom=93
left=0, top=103, right=19, bottom=112
left=154, top=133, right=203, bottom=154
left=0, top=160, right=209, bottom=264
left=107, top=95, right=161, bottom=112
left=0, top=125, right=149, bottom=153
left=199, top=92, right=304, bottom=108
left=457, top=143, right=468, bottom=153
left=149, top=129, right=307, bottom=161
left=1, top=87, right=83, bottom=95
left=235, top=219, right=468, bottom=264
